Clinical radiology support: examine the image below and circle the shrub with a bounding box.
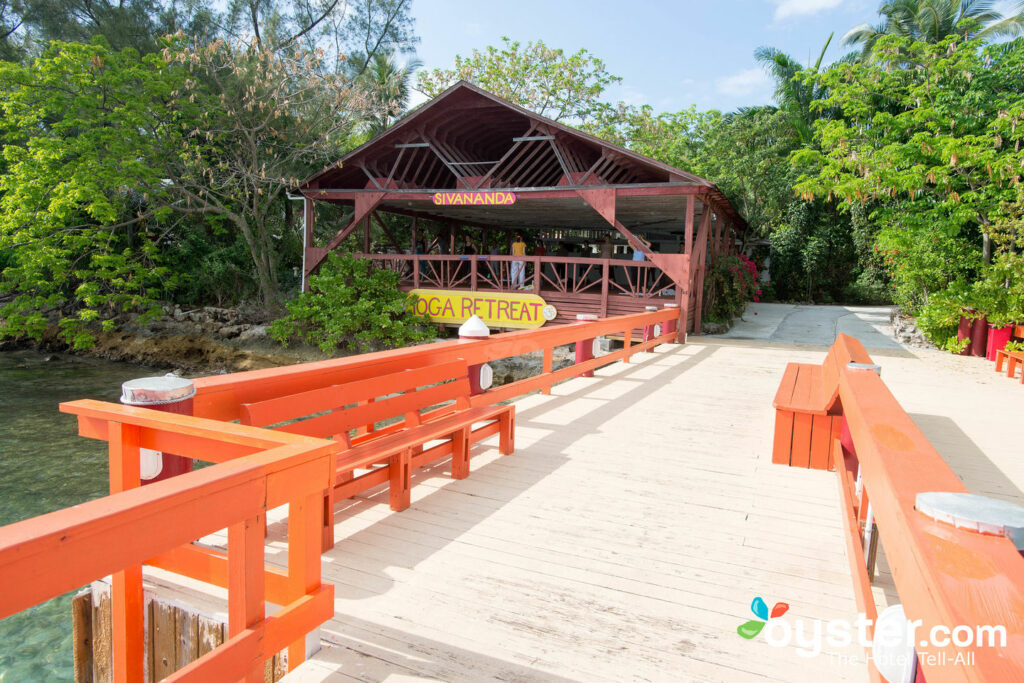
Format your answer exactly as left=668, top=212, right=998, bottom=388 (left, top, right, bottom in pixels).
left=270, top=254, right=433, bottom=353
left=703, top=254, right=760, bottom=323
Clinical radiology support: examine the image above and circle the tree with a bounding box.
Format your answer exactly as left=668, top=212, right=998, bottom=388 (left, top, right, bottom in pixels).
left=0, top=39, right=179, bottom=347
left=222, top=0, right=417, bottom=75
left=754, top=34, right=838, bottom=144
left=349, top=49, right=421, bottom=137
left=843, top=0, right=1017, bottom=59
left=153, top=38, right=371, bottom=305
left=415, top=37, right=621, bottom=124
left=793, top=35, right=1024, bottom=309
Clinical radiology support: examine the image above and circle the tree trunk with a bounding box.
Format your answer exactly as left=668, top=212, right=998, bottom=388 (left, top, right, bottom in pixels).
left=983, top=232, right=993, bottom=265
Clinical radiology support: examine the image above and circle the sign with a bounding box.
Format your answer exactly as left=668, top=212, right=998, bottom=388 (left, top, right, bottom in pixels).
left=409, top=289, right=556, bottom=329
left=432, top=191, right=516, bottom=206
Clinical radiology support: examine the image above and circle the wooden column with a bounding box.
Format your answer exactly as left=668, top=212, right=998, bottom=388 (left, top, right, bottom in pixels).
left=362, top=217, right=370, bottom=253
left=600, top=261, right=610, bottom=318
left=302, top=197, right=314, bottom=292
left=411, top=216, right=418, bottom=252
left=684, top=195, right=694, bottom=255
left=693, top=211, right=711, bottom=334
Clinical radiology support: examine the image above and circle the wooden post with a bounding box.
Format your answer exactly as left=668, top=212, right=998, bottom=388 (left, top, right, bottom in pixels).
left=72, top=592, right=93, bottom=683
left=108, top=423, right=145, bottom=683
left=541, top=347, right=554, bottom=395
left=684, top=195, right=694, bottom=255
left=471, top=257, right=478, bottom=291
left=302, top=197, right=314, bottom=292
left=287, top=491, right=323, bottom=668
left=411, top=216, right=418, bottom=252
left=600, top=261, right=610, bottom=318
left=362, top=217, right=370, bottom=253
left=228, top=513, right=266, bottom=683
left=693, top=211, right=711, bottom=334
left=533, top=256, right=542, bottom=292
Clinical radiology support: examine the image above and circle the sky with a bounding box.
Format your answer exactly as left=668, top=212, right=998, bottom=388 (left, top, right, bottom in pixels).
left=407, top=0, right=1015, bottom=113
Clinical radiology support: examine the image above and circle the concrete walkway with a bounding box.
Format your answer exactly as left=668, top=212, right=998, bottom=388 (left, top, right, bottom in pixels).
left=712, top=303, right=903, bottom=350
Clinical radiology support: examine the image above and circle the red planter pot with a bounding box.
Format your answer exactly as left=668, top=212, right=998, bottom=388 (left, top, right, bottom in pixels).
left=970, top=316, right=989, bottom=357
left=987, top=324, right=1015, bottom=361
left=956, top=314, right=973, bottom=356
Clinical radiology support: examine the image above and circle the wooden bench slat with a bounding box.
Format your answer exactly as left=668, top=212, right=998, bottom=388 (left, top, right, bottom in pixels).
left=334, top=405, right=510, bottom=473
left=241, top=360, right=469, bottom=427
left=274, top=380, right=467, bottom=439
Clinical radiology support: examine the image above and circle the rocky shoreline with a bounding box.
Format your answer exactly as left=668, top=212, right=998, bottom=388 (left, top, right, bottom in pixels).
left=0, top=304, right=577, bottom=382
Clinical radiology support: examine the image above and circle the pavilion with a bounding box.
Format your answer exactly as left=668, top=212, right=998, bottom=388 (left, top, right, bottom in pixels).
left=298, top=81, right=748, bottom=333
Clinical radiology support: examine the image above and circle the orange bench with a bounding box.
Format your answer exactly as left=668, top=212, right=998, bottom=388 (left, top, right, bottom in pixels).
left=994, top=324, right=1024, bottom=383
left=241, top=359, right=514, bottom=548
left=772, top=334, right=874, bottom=470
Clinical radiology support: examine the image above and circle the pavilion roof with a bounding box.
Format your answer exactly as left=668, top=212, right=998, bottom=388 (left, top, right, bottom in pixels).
left=300, top=81, right=747, bottom=234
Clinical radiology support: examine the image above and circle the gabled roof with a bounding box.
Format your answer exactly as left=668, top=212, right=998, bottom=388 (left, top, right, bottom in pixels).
left=300, top=81, right=745, bottom=231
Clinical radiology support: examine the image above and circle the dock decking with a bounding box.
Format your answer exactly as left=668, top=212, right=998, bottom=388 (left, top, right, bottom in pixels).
left=266, top=327, right=1024, bottom=682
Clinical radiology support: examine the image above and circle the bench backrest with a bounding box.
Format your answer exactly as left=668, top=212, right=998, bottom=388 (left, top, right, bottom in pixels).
left=822, top=333, right=873, bottom=411
left=240, top=359, right=472, bottom=441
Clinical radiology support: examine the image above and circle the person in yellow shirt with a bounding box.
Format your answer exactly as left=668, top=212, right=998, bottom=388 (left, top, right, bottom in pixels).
left=510, top=234, right=527, bottom=288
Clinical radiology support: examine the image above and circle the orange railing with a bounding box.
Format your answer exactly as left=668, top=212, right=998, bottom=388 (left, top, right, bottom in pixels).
left=0, top=404, right=339, bottom=682
left=835, top=363, right=1024, bottom=682
left=191, top=307, right=680, bottom=422
left=0, top=309, right=681, bottom=682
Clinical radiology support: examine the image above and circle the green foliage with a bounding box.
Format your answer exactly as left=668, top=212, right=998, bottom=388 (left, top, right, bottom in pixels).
left=793, top=35, right=1024, bottom=310
left=0, top=39, right=179, bottom=348
left=1005, top=340, right=1024, bottom=353
left=270, top=254, right=433, bottom=353
left=416, top=37, right=621, bottom=124
left=915, top=283, right=970, bottom=350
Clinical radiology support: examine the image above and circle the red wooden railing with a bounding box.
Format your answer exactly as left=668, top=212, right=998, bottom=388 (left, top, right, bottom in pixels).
left=834, top=363, right=1024, bottom=682
left=190, top=307, right=680, bottom=421
left=0, top=405, right=338, bottom=683
left=359, top=253, right=678, bottom=321
left=0, top=309, right=681, bottom=682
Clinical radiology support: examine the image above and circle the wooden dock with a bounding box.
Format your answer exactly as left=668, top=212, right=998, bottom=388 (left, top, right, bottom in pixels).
left=263, top=334, right=1024, bottom=682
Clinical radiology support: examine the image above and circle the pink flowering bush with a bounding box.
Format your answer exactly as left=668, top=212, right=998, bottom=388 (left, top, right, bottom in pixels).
left=703, top=254, right=761, bottom=323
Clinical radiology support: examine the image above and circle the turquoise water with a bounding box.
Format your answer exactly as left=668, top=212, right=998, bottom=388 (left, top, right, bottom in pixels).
left=0, top=350, right=165, bottom=681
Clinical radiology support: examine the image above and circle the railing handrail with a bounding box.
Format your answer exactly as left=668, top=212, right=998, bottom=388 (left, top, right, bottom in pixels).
left=838, top=366, right=1024, bottom=682
left=192, top=308, right=679, bottom=422
left=0, top=409, right=338, bottom=682
left=0, top=441, right=330, bottom=617
left=359, top=252, right=664, bottom=267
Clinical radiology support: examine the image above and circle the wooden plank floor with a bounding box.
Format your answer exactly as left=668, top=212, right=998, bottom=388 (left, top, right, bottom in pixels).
left=275, top=335, right=1024, bottom=682
left=274, top=339, right=875, bottom=682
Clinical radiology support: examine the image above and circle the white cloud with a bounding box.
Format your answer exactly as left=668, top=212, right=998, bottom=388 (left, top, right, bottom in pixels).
left=772, top=0, right=843, bottom=20
left=715, top=67, right=773, bottom=100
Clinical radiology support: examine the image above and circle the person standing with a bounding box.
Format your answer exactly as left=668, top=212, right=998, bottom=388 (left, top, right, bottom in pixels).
left=632, top=235, right=651, bottom=261
left=511, top=233, right=527, bottom=288
left=600, top=234, right=613, bottom=259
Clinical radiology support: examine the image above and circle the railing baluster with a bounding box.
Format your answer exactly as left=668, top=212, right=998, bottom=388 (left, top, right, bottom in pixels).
left=108, top=422, right=145, bottom=683
left=229, top=512, right=266, bottom=683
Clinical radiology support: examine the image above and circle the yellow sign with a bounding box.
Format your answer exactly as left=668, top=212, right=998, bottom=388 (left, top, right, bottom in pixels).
left=431, top=191, right=516, bottom=206
left=409, top=289, right=556, bottom=329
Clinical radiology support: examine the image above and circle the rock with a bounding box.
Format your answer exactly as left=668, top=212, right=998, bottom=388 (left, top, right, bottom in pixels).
left=238, top=325, right=270, bottom=341
left=217, top=325, right=246, bottom=338
left=43, top=354, right=60, bottom=361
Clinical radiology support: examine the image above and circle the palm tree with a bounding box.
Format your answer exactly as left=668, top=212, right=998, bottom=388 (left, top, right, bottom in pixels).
left=754, top=34, right=836, bottom=144
left=351, top=50, right=423, bottom=137
left=844, top=0, right=1021, bottom=59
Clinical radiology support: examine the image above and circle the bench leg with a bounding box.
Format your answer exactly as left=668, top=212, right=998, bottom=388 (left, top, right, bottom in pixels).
left=451, top=428, right=470, bottom=480
left=1008, top=356, right=1019, bottom=379
left=499, top=409, right=515, bottom=455
left=389, top=448, right=411, bottom=511
left=996, top=351, right=1006, bottom=373
left=321, top=487, right=335, bottom=551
